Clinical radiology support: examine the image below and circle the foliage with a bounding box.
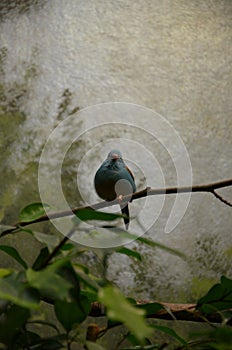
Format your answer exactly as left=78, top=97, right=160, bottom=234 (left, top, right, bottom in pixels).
left=196, top=276, right=232, bottom=315
left=0, top=202, right=232, bottom=349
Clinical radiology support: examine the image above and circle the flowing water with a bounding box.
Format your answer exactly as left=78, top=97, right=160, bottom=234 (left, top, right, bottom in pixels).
left=0, top=0, right=232, bottom=302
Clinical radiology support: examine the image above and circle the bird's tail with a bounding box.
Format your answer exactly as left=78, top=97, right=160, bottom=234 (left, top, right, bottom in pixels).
left=120, top=203, right=130, bottom=230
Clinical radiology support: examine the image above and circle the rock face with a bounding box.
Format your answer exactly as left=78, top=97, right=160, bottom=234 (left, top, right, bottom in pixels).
left=0, top=0, right=231, bottom=300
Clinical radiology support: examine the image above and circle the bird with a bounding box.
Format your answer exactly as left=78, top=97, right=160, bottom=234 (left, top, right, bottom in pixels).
left=94, top=149, right=136, bottom=229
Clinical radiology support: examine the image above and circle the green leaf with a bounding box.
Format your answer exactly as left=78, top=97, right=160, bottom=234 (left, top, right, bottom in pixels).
left=33, top=232, right=60, bottom=252
left=75, top=209, right=123, bottom=222
left=19, top=226, right=60, bottom=253
left=151, top=324, right=187, bottom=345
left=105, top=228, right=185, bottom=259
left=74, top=265, right=99, bottom=292
left=32, top=247, right=50, bottom=270
left=136, top=302, right=164, bottom=316
left=138, top=234, right=185, bottom=259
left=81, top=290, right=98, bottom=304
left=55, top=295, right=91, bottom=331
left=207, top=326, right=232, bottom=349
left=74, top=262, right=89, bottom=274
left=85, top=342, right=107, bottom=350
left=116, top=247, right=142, bottom=261
left=0, top=304, right=30, bottom=346
left=0, top=268, right=12, bottom=278
left=137, top=236, right=185, bottom=259
left=98, top=285, right=152, bottom=343
left=19, top=202, right=51, bottom=223
left=60, top=243, right=75, bottom=251
left=57, top=262, right=80, bottom=300
left=197, top=276, right=232, bottom=315
left=0, top=273, right=39, bottom=309
left=26, top=262, right=72, bottom=301
left=0, top=245, right=28, bottom=269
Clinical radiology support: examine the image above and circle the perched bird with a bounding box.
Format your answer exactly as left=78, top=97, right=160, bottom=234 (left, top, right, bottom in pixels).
left=94, top=150, right=136, bottom=229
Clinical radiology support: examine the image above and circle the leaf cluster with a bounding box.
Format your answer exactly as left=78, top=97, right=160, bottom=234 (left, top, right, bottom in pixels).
left=0, top=203, right=231, bottom=349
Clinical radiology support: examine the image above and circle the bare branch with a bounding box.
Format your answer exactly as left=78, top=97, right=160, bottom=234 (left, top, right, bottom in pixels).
left=212, top=189, right=232, bottom=207
left=1, top=178, right=231, bottom=237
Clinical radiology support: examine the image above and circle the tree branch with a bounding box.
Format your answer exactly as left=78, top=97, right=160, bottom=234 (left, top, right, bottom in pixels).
left=212, top=189, right=232, bottom=207
left=1, top=179, right=231, bottom=237
left=89, top=300, right=231, bottom=325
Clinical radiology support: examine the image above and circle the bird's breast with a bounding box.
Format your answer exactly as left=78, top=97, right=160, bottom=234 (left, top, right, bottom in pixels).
left=94, top=173, right=118, bottom=201
left=94, top=164, right=136, bottom=201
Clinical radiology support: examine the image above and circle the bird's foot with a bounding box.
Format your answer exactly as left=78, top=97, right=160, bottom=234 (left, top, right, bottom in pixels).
left=117, top=194, right=123, bottom=202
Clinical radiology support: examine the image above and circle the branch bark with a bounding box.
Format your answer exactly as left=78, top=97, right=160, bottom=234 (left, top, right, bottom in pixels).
left=1, top=178, right=231, bottom=237
left=89, top=301, right=230, bottom=325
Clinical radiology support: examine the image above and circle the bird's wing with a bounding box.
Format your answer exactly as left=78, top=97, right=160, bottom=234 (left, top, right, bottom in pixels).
left=126, top=166, right=135, bottom=182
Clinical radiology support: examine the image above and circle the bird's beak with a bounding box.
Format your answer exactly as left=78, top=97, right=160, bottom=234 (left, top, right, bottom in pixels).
left=111, top=153, right=119, bottom=160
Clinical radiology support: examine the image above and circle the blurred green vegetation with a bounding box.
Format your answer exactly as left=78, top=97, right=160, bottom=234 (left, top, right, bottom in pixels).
left=0, top=205, right=232, bottom=349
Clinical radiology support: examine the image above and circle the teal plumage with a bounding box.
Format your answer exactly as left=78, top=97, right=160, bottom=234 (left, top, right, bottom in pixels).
left=94, top=150, right=136, bottom=229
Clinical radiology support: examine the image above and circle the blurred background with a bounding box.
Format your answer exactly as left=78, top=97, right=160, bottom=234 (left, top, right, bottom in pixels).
left=0, top=0, right=231, bottom=303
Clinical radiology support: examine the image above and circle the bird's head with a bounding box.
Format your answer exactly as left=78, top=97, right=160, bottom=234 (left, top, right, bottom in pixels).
left=107, top=149, right=123, bottom=162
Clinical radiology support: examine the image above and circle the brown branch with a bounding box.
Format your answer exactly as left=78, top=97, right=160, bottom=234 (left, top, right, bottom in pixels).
left=89, top=301, right=231, bottom=325
left=212, top=189, right=232, bottom=207
left=1, top=179, right=231, bottom=237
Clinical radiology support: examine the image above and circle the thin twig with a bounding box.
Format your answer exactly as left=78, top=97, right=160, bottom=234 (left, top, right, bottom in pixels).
left=37, top=227, right=76, bottom=269
left=212, top=189, right=232, bottom=207
left=1, top=179, right=231, bottom=237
